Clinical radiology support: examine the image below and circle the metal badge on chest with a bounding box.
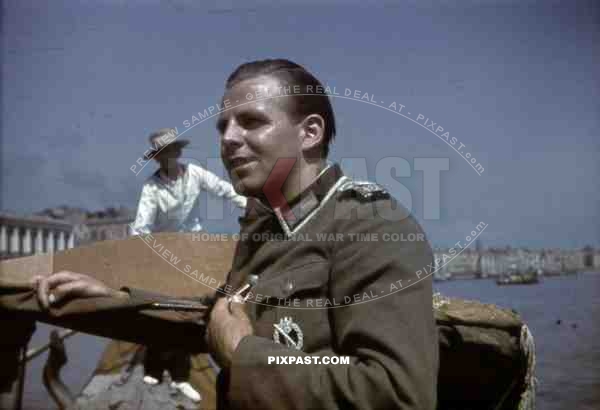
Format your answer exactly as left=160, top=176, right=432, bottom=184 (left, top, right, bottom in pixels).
left=273, top=316, right=304, bottom=350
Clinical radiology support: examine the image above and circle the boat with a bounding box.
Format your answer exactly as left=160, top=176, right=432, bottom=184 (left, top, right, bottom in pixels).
left=496, top=272, right=540, bottom=285
left=0, top=233, right=536, bottom=410
left=497, top=267, right=541, bottom=285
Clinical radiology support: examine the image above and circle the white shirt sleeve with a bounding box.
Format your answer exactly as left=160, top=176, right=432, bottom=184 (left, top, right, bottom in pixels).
left=193, top=165, right=247, bottom=209
left=130, top=183, right=158, bottom=235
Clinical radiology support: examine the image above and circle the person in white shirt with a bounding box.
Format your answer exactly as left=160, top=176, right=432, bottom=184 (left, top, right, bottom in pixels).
left=131, top=128, right=247, bottom=235
left=130, top=127, right=246, bottom=403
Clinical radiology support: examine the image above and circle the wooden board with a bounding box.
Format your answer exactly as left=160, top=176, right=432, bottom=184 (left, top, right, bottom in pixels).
left=0, top=232, right=236, bottom=298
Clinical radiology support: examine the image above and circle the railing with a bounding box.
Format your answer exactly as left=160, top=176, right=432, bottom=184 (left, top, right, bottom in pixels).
left=0, top=214, right=75, bottom=259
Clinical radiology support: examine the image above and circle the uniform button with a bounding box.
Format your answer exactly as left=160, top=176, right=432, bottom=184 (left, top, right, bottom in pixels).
left=283, top=279, right=295, bottom=293
left=248, top=274, right=259, bottom=287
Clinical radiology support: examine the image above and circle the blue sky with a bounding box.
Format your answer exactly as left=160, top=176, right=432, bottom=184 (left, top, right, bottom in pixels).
left=2, top=0, right=598, bottom=248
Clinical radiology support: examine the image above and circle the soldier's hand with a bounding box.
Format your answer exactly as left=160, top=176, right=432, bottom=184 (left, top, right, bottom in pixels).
left=31, top=271, right=129, bottom=311
left=206, top=296, right=253, bottom=368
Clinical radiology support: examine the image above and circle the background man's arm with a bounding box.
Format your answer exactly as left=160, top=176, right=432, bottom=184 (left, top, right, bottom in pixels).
left=193, top=165, right=247, bottom=209
left=130, top=184, right=158, bottom=235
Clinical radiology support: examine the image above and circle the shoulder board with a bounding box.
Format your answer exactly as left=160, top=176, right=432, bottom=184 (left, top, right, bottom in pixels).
left=337, top=180, right=391, bottom=201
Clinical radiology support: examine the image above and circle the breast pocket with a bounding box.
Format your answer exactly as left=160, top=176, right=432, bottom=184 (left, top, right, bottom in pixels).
left=258, top=258, right=329, bottom=301
left=255, top=259, right=332, bottom=352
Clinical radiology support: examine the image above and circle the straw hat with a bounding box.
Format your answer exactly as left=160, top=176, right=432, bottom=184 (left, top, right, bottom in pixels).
left=144, top=128, right=190, bottom=159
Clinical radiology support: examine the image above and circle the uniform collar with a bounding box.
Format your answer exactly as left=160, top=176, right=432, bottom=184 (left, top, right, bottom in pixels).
left=243, top=163, right=346, bottom=236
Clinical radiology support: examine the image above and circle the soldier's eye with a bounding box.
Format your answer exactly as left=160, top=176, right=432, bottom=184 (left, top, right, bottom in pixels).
left=216, top=118, right=227, bottom=134
left=238, top=114, right=266, bottom=130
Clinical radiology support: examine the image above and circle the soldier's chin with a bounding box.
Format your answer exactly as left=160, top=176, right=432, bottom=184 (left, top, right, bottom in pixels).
left=232, top=175, right=264, bottom=198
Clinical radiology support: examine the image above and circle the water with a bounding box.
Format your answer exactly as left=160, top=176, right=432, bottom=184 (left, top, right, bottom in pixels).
left=435, top=273, right=600, bottom=410
left=19, top=274, right=600, bottom=410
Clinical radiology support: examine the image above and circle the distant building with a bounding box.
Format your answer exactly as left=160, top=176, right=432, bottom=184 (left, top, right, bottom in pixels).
left=0, top=206, right=135, bottom=260
left=0, top=213, right=75, bottom=260
left=433, top=244, right=600, bottom=279
left=35, top=205, right=134, bottom=245
left=480, top=248, right=509, bottom=276
left=82, top=214, right=134, bottom=243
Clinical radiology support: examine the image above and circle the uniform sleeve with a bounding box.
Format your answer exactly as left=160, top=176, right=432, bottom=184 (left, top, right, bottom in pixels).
left=130, top=184, right=157, bottom=235
left=222, top=201, right=439, bottom=410
left=193, top=165, right=247, bottom=209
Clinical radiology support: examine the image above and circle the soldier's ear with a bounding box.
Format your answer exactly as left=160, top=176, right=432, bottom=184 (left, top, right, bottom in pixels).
left=299, top=114, right=325, bottom=154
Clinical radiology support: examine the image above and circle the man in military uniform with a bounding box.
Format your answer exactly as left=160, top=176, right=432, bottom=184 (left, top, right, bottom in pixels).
left=206, top=59, right=438, bottom=409
left=34, top=59, right=439, bottom=409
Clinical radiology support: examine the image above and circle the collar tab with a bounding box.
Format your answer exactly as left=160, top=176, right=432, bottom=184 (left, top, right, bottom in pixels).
left=275, top=163, right=344, bottom=235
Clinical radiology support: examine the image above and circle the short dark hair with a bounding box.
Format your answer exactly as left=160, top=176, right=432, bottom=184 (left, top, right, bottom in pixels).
left=226, top=59, right=336, bottom=158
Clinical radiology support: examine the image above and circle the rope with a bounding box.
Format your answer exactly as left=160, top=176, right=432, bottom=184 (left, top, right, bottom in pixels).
left=518, top=324, right=537, bottom=410
left=22, top=329, right=77, bottom=363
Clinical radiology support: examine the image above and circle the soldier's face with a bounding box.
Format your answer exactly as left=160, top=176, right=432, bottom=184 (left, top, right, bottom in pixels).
left=218, top=75, right=303, bottom=197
